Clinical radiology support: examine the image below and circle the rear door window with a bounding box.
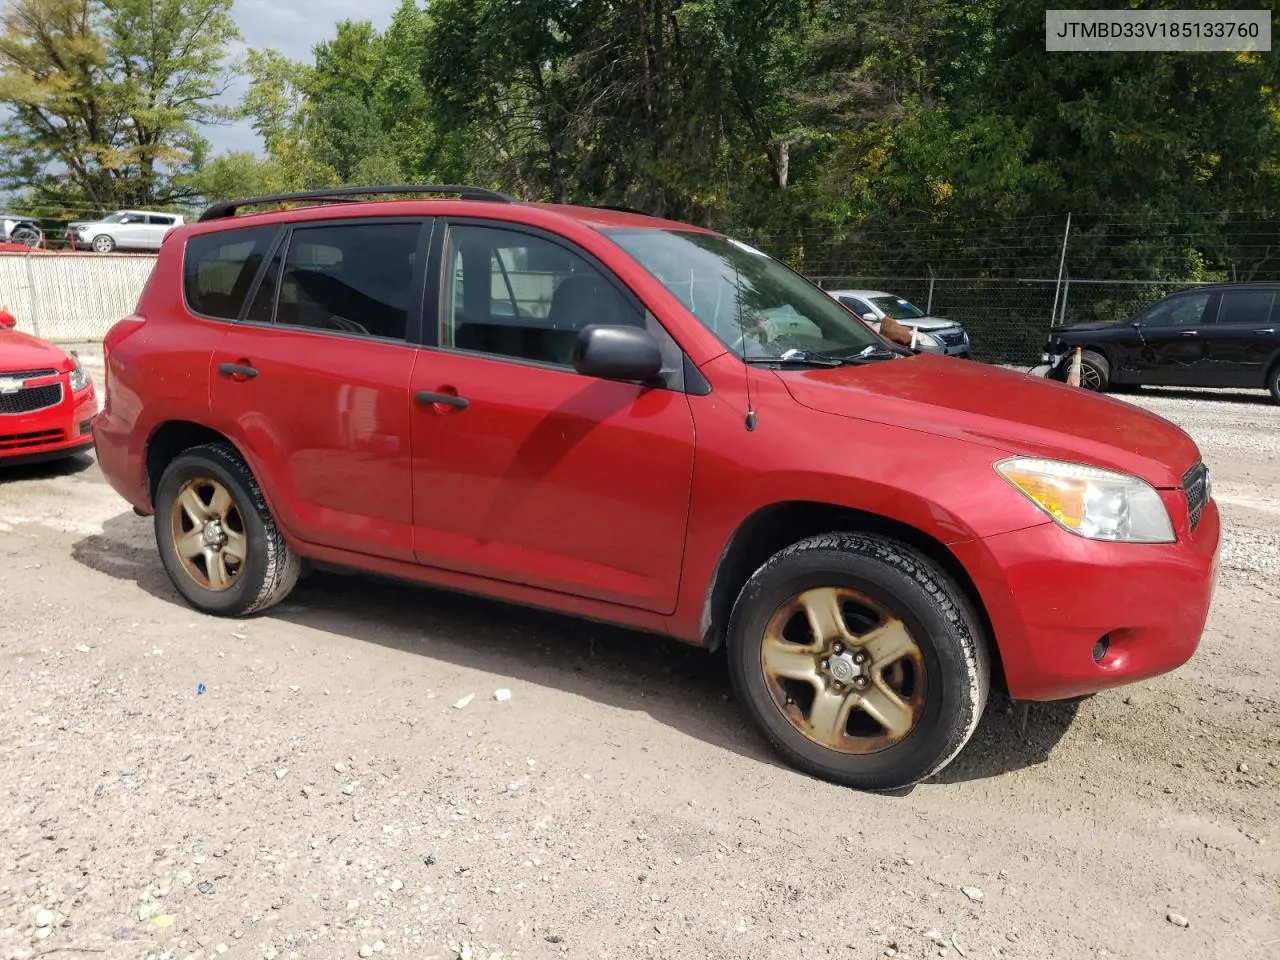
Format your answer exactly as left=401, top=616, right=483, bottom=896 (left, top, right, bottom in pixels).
left=1217, top=289, right=1276, bottom=326
left=271, top=222, right=423, bottom=341
left=183, top=225, right=279, bottom=321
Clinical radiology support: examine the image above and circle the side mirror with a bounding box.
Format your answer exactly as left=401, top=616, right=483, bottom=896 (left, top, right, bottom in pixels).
left=573, top=324, right=663, bottom=383
left=861, top=313, right=878, bottom=324
left=0, top=305, right=16, bottom=329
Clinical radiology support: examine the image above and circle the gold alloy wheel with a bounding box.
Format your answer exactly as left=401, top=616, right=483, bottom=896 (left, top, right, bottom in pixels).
left=761, top=587, right=927, bottom=753
left=169, top=476, right=247, bottom=592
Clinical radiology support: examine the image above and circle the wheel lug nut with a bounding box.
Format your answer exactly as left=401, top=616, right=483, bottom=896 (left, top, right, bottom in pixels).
left=821, top=659, right=829, bottom=668
left=833, top=644, right=843, bottom=654
left=854, top=676, right=868, bottom=687
left=854, top=652, right=867, bottom=664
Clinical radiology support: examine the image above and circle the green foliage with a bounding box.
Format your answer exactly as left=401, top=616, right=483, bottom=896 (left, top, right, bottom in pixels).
left=0, top=0, right=240, bottom=208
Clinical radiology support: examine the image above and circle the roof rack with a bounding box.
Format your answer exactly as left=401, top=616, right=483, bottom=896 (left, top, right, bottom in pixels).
left=198, top=184, right=517, bottom=222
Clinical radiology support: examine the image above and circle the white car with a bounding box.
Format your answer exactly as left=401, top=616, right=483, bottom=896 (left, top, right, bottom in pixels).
left=66, top=210, right=185, bottom=253
left=825, top=288, right=971, bottom=357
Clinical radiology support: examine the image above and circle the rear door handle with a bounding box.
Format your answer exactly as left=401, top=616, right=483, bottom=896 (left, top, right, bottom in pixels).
left=1179, top=330, right=1198, bottom=336
left=218, top=362, right=258, bottom=379
left=416, top=390, right=469, bottom=409
left=1260, top=328, right=1276, bottom=335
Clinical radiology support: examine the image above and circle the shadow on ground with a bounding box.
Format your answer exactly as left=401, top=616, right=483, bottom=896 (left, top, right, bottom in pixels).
left=1136, top=386, right=1274, bottom=406
left=73, top=510, right=1079, bottom=788
left=0, top=451, right=96, bottom=482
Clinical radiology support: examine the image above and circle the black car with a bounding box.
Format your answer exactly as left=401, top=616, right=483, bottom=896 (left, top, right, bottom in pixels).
left=1043, top=282, right=1280, bottom=403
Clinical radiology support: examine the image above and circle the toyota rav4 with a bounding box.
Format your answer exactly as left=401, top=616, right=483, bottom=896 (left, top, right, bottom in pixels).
left=93, top=185, right=1220, bottom=791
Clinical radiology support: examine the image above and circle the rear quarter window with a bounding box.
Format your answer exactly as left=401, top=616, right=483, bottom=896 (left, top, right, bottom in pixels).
left=183, top=225, right=279, bottom=320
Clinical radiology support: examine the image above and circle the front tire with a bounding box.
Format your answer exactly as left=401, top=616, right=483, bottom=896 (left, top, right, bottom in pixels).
left=727, top=533, right=990, bottom=791
left=153, top=442, right=300, bottom=616
left=91, top=234, right=116, bottom=253
left=1268, top=362, right=1280, bottom=404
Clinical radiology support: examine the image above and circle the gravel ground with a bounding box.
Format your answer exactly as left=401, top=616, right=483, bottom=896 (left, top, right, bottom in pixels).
left=1, top=369, right=1278, bottom=960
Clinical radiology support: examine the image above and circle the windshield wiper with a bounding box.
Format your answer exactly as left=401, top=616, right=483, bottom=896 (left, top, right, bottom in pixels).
left=742, top=349, right=845, bottom=367
left=742, top=346, right=896, bottom=367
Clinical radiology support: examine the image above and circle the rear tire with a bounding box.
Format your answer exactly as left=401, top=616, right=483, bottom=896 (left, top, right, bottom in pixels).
left=726, top=533, right=990, bottom=791
left=153, top=442, right=300, bottom=616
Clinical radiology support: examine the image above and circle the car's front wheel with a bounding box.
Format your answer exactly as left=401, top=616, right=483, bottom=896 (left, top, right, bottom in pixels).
left=727, top=533, right=990, bottom=791
left=1268, top=362, right=1280, bottom=404
left=154, top=442, right=300, bottom=617
left=91, top=234, right=116, bottom=253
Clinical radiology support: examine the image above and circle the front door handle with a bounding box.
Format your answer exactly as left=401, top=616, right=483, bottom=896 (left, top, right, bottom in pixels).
left=416, top=390, right=469, bottom=410
left=1260, top=328, right=1276, bottom=335
left=1179, top=330, right=1198, bottom=336
left=218, top=362, right=258, bottom=379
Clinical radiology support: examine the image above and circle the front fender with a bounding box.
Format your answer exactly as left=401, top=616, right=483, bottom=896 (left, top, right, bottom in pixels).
left=668, top=365, right=1050, bottom=642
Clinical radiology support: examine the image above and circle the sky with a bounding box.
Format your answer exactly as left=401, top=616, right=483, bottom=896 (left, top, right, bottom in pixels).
left=212, top=0, right=404, bottom=155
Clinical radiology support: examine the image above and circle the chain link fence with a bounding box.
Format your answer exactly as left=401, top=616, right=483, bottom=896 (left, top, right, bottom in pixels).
left=808, top=275, right=1214, bottom=365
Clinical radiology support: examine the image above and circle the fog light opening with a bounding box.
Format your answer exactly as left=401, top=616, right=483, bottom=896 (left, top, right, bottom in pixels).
left=1092, top=635, right=1110, bottom=664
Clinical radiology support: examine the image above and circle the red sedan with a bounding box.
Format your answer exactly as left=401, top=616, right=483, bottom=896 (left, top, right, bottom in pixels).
left=0, top=307, right=97, bottom=465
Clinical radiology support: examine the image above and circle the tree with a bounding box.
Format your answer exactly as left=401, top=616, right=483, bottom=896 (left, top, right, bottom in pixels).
left=0, top=0, right=240, bottom=208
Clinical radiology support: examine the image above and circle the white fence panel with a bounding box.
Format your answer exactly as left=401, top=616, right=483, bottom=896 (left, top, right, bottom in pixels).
left=0, top=252, right=157, bottom=341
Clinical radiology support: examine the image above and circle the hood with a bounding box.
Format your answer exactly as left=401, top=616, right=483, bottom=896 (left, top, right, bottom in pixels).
left=0, top=328, right=73, bottom=373
left=777, top=354, right=1200, bottom=488
left=896, top=316, right=959, bottom=331
left=1051, top=319, right=1129, bottom=334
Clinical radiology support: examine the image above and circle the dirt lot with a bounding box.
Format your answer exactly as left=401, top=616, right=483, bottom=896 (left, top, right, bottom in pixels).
left=2, top=380, right=1277, bottom=960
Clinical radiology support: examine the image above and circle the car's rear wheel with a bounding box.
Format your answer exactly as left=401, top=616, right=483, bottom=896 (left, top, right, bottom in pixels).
left=727, top=533, right=990, bottom=791
left=91, top=234, right=116, bottom=253
left=154, top=442, right=300, bottom=616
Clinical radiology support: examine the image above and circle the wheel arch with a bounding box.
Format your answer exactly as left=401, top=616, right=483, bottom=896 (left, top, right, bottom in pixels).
left=699, top=500, right=1004, bottom=690
left=145, top=420, right=240, bottom=504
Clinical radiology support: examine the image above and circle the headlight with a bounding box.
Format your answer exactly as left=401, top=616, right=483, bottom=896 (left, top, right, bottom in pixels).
left=68, top=355, right=90, bottom=392
left=914, top=330, right=940, bottom=347
left=995, top=457, right=1175, bottom=543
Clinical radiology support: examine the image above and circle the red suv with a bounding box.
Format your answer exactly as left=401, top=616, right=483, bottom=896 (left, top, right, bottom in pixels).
left=93, top=186, right=1220, bottom=791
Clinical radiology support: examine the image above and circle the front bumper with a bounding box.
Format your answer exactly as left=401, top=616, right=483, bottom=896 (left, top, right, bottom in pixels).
left=0, top=379, right=98, bottom=465
left=952, top=498, right=1221, bottom=701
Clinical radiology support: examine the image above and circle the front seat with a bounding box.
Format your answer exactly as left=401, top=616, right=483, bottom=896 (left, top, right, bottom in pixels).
left=543, top=275, right=633, bottom=365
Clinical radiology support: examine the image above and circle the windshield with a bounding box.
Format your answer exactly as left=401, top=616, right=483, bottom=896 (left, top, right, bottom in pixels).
left=870, top=295, right=926, bottom=320
left=103, top=212, right=130, bottom=223
left=604, top=229, right=884, bottom=359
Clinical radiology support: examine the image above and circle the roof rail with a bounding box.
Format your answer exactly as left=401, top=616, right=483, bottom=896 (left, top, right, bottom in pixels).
left=198, top=184, right=517, bottom=222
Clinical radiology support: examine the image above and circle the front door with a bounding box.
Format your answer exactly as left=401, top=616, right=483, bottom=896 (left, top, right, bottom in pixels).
left=1130, top=290, right=1217, bottom=385
left=408, top=220, right=697, bottom=613
left=208, top=217, right=430, bottom=562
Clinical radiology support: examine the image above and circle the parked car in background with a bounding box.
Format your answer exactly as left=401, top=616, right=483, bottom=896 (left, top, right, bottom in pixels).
left=66, top=210, right=185, bottom=252
left=95, top=185, right=1218, bottom=793
left=0, top=211, right=44, bottom=247
left=0, top=306, right=96, bottom=464
left=825, top=288, right=971, bottom=357
left=1043, top=282, right=1280, bottom=402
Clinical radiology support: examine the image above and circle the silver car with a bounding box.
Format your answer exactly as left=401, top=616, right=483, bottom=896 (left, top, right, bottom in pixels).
left=825, top=288, right=971, bottom=357
left=66, top=210, right=185, bottom=253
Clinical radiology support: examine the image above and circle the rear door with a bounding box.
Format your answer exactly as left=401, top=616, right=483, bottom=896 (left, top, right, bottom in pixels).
left=1202, top=287, right=1279, bottom=388
left=208, top=216, right=431, bottom=562
left=145, top=215, right=178, bottom=250
left=406, top=218, right=697, bottom=613
left=1131, top=290, right=1217, bottom=385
